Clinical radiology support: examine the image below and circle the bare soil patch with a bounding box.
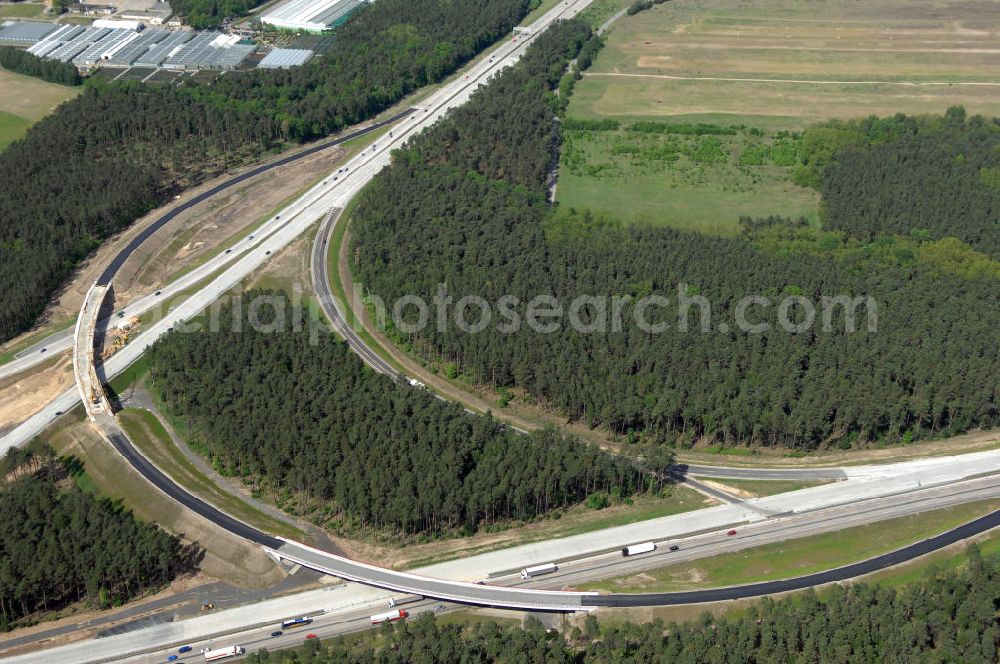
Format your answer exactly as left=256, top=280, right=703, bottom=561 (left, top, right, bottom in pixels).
left=0, top=353, right=72, bottom=432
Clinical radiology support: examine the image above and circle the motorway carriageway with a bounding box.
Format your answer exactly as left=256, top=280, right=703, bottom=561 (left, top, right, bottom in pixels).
left=9, top=473, right=1000, bottom=664
left=0, top=0, right=599, bottom=455
left=6, top=0, right=1000, bottom=656
left=108, top=399, right=1000, bottom=614
left=0, top=111, right=411, bottom=385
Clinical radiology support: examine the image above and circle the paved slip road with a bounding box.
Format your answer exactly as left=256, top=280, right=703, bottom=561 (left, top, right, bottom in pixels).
left=8, top=474, right=1000, bottom=663
left=106, top=433, right=281, bottom=548
left=311, top=208, right=402, bottom=379
left=677, top=463, right=848, bottom=481
left=589, top=507, right=1000, bottom=607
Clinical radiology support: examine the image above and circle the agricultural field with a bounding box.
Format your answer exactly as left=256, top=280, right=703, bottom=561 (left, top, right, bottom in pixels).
left=570, top=0, right=1000, bottom=128
left=0, top=2, right=46, bottom=17
left=556, top=120, right=819, bottom=233
left=0, top=67, right=79, bottom=150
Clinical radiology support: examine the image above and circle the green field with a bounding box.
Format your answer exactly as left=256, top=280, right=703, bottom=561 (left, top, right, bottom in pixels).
left=0, top=109, right=33, bottom=152
left=569, top=0, right=1000, bottom=127
left=0, top=3, right=45, bottom=17
left=0, top=66, right=79, bottom=150
left=555, top=122, right=818, bottom=234
left=586, top=499, right=1000, bottom=593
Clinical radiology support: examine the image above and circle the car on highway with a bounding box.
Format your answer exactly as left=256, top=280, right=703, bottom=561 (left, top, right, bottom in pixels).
left=225, top=249, right=231, bottom=254
left=247, top=235, right=254, bottom=240
left=271, top=630, right=283, bottom=637
left=167, top=656, right=178, bottom=662
left=305, top=633, right=317, bottom=640
left=727, top=530, right=737, bottom=536
left=40, top=347, right=46, bottom=353
left=178, top=645, right=192, bottom=653
left=669, top=545, right=680, bottom=551
left=265, top=250, right=271, bottom=255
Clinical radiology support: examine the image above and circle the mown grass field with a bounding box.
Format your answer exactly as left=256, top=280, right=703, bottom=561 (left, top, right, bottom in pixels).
left=585, top=498, right=1000, bottom=593
left=569, top=0, right=1000, bottom=127
left=0, top=67, right=79, bottom=150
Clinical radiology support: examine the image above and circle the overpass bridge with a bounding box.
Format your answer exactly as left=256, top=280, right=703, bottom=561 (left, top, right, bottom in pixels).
left=72, top=283, right=115, bottom=423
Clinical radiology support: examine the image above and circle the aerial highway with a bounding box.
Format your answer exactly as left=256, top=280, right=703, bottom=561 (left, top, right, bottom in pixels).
left=4, top=0, right=1000, bottom=659
left=0, top=0, right=596, bottom=453
left=8, top=472, right=1000, bottom=663
left=0, top=110, right=411, bottom=385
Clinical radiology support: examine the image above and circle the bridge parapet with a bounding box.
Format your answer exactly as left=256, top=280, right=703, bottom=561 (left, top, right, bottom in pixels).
left=73, top=284, right=115, bottom=421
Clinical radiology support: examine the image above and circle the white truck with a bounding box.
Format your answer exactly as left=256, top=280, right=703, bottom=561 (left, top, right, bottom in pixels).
left=204, top=645, right=245, bottom=661
left=621, top=542, right=656, bottom=557
left=519, top=563, right=557, bottom=579
left=370, top=609, right=408, bottom=625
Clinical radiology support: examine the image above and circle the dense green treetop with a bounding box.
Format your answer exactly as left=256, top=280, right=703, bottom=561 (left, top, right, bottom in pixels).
left=0, top=447, right=192, bottom=631
left=0, top=47, right=81, bottom=85
left=350, top=21, right=999, bottom=449
left=146, top=290, right=648, bottom=537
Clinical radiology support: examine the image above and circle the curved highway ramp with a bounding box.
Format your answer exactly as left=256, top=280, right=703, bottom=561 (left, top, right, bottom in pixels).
left=270, top=539, right=592, bottom=611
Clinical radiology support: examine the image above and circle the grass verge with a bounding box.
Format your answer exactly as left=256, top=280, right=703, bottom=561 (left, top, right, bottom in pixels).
left=709, top=477, right=838, bottom=498
left=0, top=3, right=45, bottom=16
left=119, top=407, right=303, bottom=540
left=585, top=498, right=1000, bottom=593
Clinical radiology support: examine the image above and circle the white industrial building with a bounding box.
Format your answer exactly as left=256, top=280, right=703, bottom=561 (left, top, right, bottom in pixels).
left=260, top=0, right=364, bottom=33
left=2, top=20, right=255, bottom=71
left=92, top=18, right=144, bottom=31
left=257, top=47, right=313, bottom=68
